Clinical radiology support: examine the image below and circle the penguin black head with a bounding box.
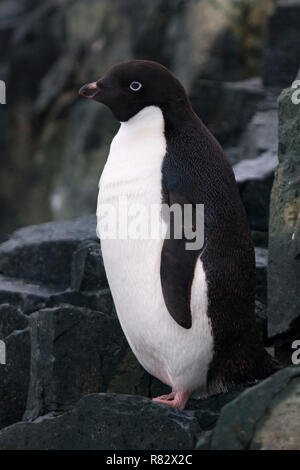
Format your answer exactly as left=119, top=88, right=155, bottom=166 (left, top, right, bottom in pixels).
left=79, top=60, right=189, bottom=122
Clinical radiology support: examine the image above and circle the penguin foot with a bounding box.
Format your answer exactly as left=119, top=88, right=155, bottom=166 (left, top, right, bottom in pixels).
left=152, top=391, right=190, bottom=410
left=153, top=392, right=176, bottom=401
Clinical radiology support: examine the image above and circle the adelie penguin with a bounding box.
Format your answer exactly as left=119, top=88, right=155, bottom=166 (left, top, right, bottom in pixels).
left=79, top=60, right=280, bottom=410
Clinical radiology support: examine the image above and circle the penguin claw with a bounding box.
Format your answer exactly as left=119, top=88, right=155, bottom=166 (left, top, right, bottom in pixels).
left=152, top=391, right=190, bottom=410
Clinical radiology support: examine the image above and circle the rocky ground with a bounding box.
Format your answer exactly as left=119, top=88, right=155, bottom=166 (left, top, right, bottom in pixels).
left=0, top=0, right=299, bottom=450
left=0, top=209, right=298, bottom=450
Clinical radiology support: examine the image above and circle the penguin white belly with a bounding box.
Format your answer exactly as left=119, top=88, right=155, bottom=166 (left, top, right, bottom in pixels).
left=97, top=106, right=213, bottom=393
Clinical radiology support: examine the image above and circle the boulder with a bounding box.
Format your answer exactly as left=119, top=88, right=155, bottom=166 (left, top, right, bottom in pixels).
left=0, top=215, right=98, bottom=289
left=239, top=104, right=278, bottom=160
left=0, top=303, right=28, bottom=338
left=263, top=0, right=300, bottom=87
left=0, top=386, right=247, bottom=450
left=0, top=304, right=30, bottom=429
left=233, top=149, right=277, bottom=231
left=0, top=394, right=202, bottom=450
left=190, top=77, right=265, bottom=148
left=70, top=239, right=108, bottom=291
left=0, top=215, right=114, bottom=315
left=210, top=366, right=300, bottom=450
left=23, top=305, right=150, bottom=420
left=267, top=80, right=300, bottom=347
left=0, top=274, right=113, bottom=315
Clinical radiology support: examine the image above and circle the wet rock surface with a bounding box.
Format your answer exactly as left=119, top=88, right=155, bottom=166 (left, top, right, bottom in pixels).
left=0, top=208, right=294, bottom=448
left=0, top=215, right=98, bottom=289
left=24, top=305, right=148, bottom=421
left=0, top=367, right=299, bottom=450
left=0, top=394, right=203, bottom=450
left=210, top=366, right=300, bottom=450
left=267, top=78, right=300, bottom=363
left=0, top=305, right=30, bottom=429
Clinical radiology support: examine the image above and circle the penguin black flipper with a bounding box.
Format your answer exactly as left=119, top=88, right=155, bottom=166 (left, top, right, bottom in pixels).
left=160, top=183, right=202, bottom=329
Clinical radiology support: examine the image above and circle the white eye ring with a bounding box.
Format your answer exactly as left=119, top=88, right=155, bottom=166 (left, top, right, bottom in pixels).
left=130, top=81, right=142, bottom=91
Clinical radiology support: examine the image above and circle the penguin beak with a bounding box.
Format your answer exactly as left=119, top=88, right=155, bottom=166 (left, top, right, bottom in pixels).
left=78, top=82, right=100, bottom=99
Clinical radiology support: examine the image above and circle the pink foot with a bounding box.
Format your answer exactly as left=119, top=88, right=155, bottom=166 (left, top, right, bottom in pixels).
left=153, top=392, right=176, bottom=401
left=152, top=391, right=190, bottom=410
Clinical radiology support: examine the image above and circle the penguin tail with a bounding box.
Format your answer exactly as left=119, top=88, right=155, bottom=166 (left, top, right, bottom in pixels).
left=207, top=343, right=285, bottom=395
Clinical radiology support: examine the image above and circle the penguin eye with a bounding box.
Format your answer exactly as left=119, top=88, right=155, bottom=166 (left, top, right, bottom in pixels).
left=129, top=81, right=142, bottom=91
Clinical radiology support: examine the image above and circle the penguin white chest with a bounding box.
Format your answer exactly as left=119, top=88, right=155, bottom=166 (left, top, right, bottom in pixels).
left=97, top=106, right=213, bottom=393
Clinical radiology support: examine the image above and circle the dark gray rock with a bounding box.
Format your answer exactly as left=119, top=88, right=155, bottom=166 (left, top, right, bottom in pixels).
left=211, top=366, right=300, bottom=450
left=0, top=304, right=30, bottom=429
left=225, top=90, right=279, bottom=230
left=255, top=247, right=268, bottom=305
left=0, top=215, right=98, bottom=289
left=186, top=386, right=247, bottom=431
left=24, top=305, right=150, bottom=420
left=240, top=106, right=278, bottom=160
left=0, top=393, right=203, bottom=450
left=251, top=230, right=268, bottom=248
left=0, top=303, right=28, bottom=338
left=0, top=328, right=30, bottom=430
left=263, top=1, right=300, bottom=87
left=71, top=240, right=108, bottom=291
left=190, top=77, right=265, bottom=148
left=0, top=274, right=113, bottom=315
left=233, top=149, right=277, bottom=231
left=268, top=82, right=300, bottom=341
left=255, top=300, right=268, bottom=345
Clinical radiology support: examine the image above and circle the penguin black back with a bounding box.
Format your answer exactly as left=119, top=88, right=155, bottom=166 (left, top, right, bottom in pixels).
left=160, top=102, right=280, bottom=390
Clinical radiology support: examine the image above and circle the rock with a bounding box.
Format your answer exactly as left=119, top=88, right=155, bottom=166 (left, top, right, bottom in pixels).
left=226, top=93, right=279, bottom=231
left=210, top=366, right=300, bottom=450
left=263, top=1, right=300, bottom=87
left=0, top=303, right=28, bottom=338
left=0, top=215, right=98, bottom=289
left=233, top=149, right=277, bottom=231
left=0, top=393, right=203, bottom=450
left=267, top=81, right=300, bottom=345
left=0, top=215, right=114, bottom=315
left=190, top=77, right=265, bottom=148
left=0, top=274, right=113, bottom=315
left=24, top=305, right=150, bottom=420
left=239, top=105, right=278, bottom=160
left=0, top=386, right=248, bottom=450
left=0, top=311, right=30, bottom=429
left=186, top=386, right=247, bottom=431
left=70, top=240, right=108, bottom=291
left=251, top=230, right=268, bottom=248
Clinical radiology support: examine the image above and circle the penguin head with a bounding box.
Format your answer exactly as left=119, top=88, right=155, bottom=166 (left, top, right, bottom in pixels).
left=79, top=60, right=189, bottom=122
